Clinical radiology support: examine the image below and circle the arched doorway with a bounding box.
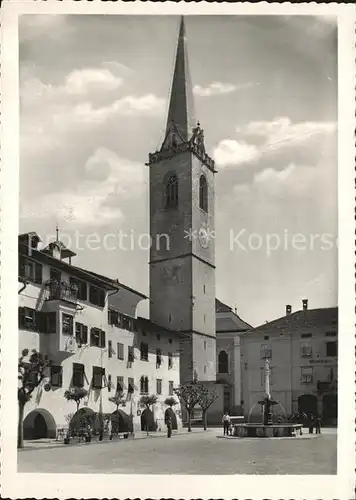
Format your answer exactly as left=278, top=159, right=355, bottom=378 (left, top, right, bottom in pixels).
left=23, top=409, right=57, bottom=440
left=111, top=409, right=133, bottom=433
left=141, top=408, right=155, bottom=431
left=164, top=408, right=178, bottom=430
left=298, top=394, right=317, bottom=415
left=322, top=393, right=337, bottom=422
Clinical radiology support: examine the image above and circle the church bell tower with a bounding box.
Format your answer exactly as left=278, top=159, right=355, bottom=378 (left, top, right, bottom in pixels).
left=147, top=17, right=217, bottom=383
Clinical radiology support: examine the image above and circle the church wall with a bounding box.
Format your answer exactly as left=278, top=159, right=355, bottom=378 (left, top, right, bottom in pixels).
left=192, top=333, right=216, bottom=382
left=192, top=258, right=215, bottom=337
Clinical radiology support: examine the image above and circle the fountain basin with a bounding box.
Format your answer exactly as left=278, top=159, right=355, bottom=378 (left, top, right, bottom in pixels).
left=234, top=423, right=303, bottom=438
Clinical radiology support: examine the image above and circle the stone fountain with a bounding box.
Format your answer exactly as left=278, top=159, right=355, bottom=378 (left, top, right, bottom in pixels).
left=234, top=359, right=303, bottom=438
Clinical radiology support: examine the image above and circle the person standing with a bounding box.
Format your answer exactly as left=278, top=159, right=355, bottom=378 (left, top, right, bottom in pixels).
left=315, top=416, right=322, bottom=434
left=308, top=414, right=315, bottom=434
left=222, top=412, right=230, bottom=436
left=166, top=414, right=172, bottom=438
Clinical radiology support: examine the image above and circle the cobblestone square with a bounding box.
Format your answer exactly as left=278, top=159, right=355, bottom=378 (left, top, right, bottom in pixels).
left=18, top=428, right=337, bottom=475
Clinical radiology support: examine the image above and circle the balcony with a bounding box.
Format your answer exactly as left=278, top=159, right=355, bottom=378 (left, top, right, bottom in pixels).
left=45, top=280, right=78, bottom=305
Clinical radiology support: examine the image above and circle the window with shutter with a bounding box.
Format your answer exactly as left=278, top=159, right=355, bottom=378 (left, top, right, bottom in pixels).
left=156, top=348, right=162, bottom=368
left=107, top=374, right=112, bottom=392
left=100, top=330, right=106, bottom=348
left=62, top=314, right=74, bottom=335
left=169, top=381, right=174, bottom=395
left=50, top=365, right=63, bottom=387
left=92, top=366, right=104, bottom=389
left=116, top=376, right=124, bottom=392
left=156, top=379, right=162, bottom=394
left=117, top=343, right=124, bottom=360
left=89, top=286, right=105, bottom=307
left=300, top=342, right=312, bottom=357
left=90, top=328, right=101, bottom=347
left=19, top=307, right=37, bottom=330
left=128, top=345, right=135, bottom=363
left=140, top=342, right=148, bottom=361
left=301, top=366, right=313, bottom=384
left=34, top=263, right=43, bottom=284
left=108, top=340, right=112, bottom=358
left=70, top=277, right=87, bottom=301
left=72, top=363, right=84, bottom=388
left=168, top=352, right=173, bottom=369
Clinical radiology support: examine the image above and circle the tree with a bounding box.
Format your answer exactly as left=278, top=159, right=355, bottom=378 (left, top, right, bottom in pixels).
left=18, top=348, right=51, bottom=449
left=64, top=387, right=88, bottom=411
left=139, top=394, right=158, bottom=436
left=197, top=387, right=219, bottom=431
left=108, top=390, right=127, bottom=435
left=174, top=381, right=204, bottom=432
left=164, top=396, right=178, bottom=408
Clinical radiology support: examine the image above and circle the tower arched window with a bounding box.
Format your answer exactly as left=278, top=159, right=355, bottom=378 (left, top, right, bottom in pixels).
left=164, top=173, right=178, bottom=209
left=199, top=175, right=208, bottom=212
left=218, top=350, right=228, bottom=374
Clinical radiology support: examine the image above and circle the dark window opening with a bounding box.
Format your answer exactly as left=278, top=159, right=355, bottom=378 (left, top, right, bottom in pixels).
left=218, top=350, right=228, bottom=373
left=140, top=376, right=149, bottom=394
left=168, top=352, right=173, bottom=369
left=140, top=342, right=149, bottom=361
left=75, top=323, right=88, bottom=345
left=164, top=174, right=178, bottom=209
left=169, top=381, right=174, bottom=395
left=19, top=257, right=42, bottom=284
left=108, top=340, right=113, bottom=358
left=50, top=365, right=63, bottom=388
left=156, top=378, right=162, bottom=395
left=199, top=174, right=208, bottom=212
left=156, top=348, right=162, bottom=368
left=326, top=341, right=337, bottom=357
left=62, top=313, right=73, bottom=335
left=107, top=374, right=112, bottom=392
left=116, top=376, right=124, bottom=393
left=72, top=363, right=84, bottom=388
left=18, top=307, right=37, bottom=331
left=117, top=342, right=124, bottom=360
left=90, top=327, right=106, bottom=348
left=89, top=285, right=105, bottom=307
left=128, top=345, right=135, bottom=363
left=69, top=277, right=87, bottom=301
left=92, top=366, right=105, bottom=390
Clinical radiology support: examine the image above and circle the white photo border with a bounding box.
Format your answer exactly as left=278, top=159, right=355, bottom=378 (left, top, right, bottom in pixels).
left=1, top=1, right=355, bottom=498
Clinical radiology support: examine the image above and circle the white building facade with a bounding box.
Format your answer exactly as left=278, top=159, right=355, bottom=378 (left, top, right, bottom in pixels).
left=19, top=232, right=182, bottom=440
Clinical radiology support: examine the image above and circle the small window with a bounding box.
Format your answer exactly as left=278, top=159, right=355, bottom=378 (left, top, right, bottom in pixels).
left=92, top=366, right=105, bottom=389
left=108, top=340, right=113, bottom=358
left=89, top=285, right=105, bottom=307
left=301, top=333, right=312, bottom=338
left=169, top=381, right=174, bottom=395
left=300, top=342, right=312, bottom=357
left=128, top=345, right=135, bottom=363
left=50, top=365, right=63, bottom=388
left=72, top=363, right=84, bottom=388
left=90, top=327, right=105, bottom=348
left=70, top=277, right=87, bottom=301
left=218, top=350, right=228, bottom=373
left=18, top=307, right=37, bottom=331
left=156, top=378, right=162, bottom=395
left=199, top=174, right=208, bottom=212
left=50, top=268, right=61, bottom=282
left=264, top=336, right=270, bottom=341
left=117, top=342, right=124, bottom=360
left=325, top=331, right=337, bottom=337
left=140, top=376, right=149, bottom=394
left=107, top=374, right=112, bottom=392
left=75, top=323, right=88, bottom=345
left=301, top=366, right=313, bottom=384
left=326, top=341, right=337, bottom=357
left=140, top=342, right=149, bottom=361
left=169, top=338, right=172, bottom=344
left=157, top=333, right=161, bottom=341
left=156, top=348, right=162, bottom=368
left=164, top=173, right=178, bottom=209
left=116, top=376, right=124, bottom=393
left=128, top=377, right=135, bottom=397
left=204, top=340, right=207, bottom=350
left=62, top=314, right=73, bottom=335
left=260, top=345, right=272, bottom=359
left=203, top=284, right=206, bottom=293
left=19, top=257, right=42, bottom=284
left=168, top=352, right=173, bottom=369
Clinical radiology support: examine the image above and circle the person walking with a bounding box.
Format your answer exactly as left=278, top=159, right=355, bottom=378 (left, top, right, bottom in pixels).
left=308, top=414, right=315, bottom=434
left=222, top=412, right=230, bottom=436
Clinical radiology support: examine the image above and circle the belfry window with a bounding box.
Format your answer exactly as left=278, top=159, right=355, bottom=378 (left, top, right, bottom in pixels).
left=164, top=173, right=178, bottom=209
left=218, top=350, right=228, bottom=374
left=199, top=175, right=208, bottom=212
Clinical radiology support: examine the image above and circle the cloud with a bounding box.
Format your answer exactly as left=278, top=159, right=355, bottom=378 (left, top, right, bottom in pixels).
left=213, top=139, right=259, bottom=167
left=193, top=81, right=255, bottom=97
left=214, top=117, right=336, bottom=170
left=64, top=68, right=123, bottom=95
left=20, top=149, right=145, bottom=227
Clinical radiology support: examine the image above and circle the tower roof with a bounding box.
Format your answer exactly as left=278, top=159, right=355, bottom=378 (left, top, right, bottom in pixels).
left=165, top=16, right=195, bottom=142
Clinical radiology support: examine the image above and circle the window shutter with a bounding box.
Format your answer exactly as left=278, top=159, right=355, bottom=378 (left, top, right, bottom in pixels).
left=18, top=307, right=25, bottom=328
left=80, top=282, right=87, bottom=301
left=34, top=263, right=42, bottom=284
left=82, top=325, right=88, bottom=344
left=59, top=368, right=63, bottom=387
left=101, top=330, right=106, bottom=348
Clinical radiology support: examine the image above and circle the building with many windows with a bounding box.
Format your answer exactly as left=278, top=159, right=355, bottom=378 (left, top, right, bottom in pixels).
left=18, top=232, right=183, bottom=439
left=240, top=300, right=338, bottom=423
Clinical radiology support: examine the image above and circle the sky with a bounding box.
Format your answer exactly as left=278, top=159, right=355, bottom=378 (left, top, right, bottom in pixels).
left=19, top=15, right=337, bottom=326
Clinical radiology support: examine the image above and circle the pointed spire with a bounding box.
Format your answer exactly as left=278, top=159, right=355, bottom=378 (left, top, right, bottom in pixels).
left=165, top=16, right=195, bottom=142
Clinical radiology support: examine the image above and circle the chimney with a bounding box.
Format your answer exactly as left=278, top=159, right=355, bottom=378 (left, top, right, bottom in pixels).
left=302, top=299, right=308, bottom=311
left=286, top=305, right=292, bottom=315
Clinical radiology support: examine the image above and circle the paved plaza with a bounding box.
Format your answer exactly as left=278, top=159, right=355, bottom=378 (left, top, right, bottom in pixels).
left=18, top=428, right=337, bottom=475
